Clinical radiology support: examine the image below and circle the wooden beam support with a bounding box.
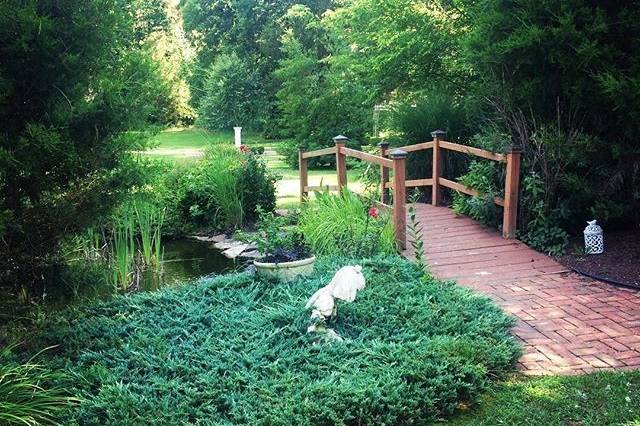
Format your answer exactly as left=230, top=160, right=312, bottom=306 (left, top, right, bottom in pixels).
left=390, top=149, right=408, bottom=250
left=431, top=130, right=445, bottom=206
left=299, top=149, right=308, bottom=203
left=503, top=147, right=522, bottom=238
left=333, top=135, right=348, bottom=190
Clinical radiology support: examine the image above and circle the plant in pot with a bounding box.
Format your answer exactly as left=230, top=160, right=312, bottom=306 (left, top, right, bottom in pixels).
left=238, top=207, right=315, bottom=282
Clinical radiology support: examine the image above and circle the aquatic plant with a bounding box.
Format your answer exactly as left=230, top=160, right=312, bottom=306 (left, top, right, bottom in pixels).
left=134, top=201, right=165, bottom=269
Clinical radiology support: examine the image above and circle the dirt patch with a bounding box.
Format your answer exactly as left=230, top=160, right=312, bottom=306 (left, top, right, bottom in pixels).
left=559, top=230, right=640, bottom=289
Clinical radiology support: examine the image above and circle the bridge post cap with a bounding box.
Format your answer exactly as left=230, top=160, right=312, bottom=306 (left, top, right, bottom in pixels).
left=389, top=149, right=408, bottom=159
left=505, top=144, right=524, bottom=153
left=333, top=135, right=349, bottom=144
left=431, top=130, right=447, bottom=138
left=377, top=140, right=390, bottom=148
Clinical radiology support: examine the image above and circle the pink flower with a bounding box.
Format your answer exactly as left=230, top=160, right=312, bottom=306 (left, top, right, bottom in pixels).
left=239, top=144, right=250, bottom=153
left=368, top=207, right=379, bottom=219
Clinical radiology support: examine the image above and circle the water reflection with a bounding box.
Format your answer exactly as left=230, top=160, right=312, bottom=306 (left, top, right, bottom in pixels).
left=141, top=239, right=237, bottom=290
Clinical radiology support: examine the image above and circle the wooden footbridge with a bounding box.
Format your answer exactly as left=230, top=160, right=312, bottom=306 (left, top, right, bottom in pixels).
left=298, top=130, right=522, bottom=250
left=299, top=132, right=640, bottom=376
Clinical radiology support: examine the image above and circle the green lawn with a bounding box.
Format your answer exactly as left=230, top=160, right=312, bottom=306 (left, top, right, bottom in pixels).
left=146, top=127, right=363, bottom=207
left=451, top=372, right=640, bottom=425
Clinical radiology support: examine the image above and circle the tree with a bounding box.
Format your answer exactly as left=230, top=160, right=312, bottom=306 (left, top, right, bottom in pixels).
left=196, top=52, right=266, bottom=130
left=0, top=0, right=172, bottom=286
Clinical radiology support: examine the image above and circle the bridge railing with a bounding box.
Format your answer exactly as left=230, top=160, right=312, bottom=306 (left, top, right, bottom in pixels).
left=298, top=130, right=522, bottom=251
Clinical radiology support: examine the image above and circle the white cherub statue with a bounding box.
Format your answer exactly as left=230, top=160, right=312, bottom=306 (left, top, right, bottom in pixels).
left=305, top=265, right=366, bottom=321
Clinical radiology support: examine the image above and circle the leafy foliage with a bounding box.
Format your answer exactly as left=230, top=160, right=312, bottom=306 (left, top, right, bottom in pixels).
left=237, top=207, right=310, bottom=263
left=274, top=5, right=372, bottom=168
left=34, top=256, right=519, bottom=424
left=299, top=188, right=396, bottom=257
left=196, top=52, right=267, bottom=130
left=0, top=0, right=174, bottom=287
left=407, top=190, right=426, bottom=274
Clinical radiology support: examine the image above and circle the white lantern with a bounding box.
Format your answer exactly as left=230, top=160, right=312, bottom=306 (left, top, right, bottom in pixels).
left=584, top=220, right=604, bottom=254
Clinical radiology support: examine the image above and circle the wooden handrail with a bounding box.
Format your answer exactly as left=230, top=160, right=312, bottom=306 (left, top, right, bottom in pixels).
left=302, top=146, right=337, bottom=159
left=438, top=178, right=505, bottom=206
left=395, top=141, right=434, bottom=153
left=385, top=178, right=433, bottom=189
left=439, top=141, right=505, bottom=162
left=341, top=147, right=393, bottom=168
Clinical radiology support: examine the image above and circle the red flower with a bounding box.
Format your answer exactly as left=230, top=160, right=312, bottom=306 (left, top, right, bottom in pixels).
left=368, top=207, right=379, bottom=218
left=239, top=144, right=250, bottom=153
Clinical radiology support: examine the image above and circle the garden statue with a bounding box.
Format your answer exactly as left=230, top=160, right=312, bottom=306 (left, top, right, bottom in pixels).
left=305, top=265, right=366, bottom=342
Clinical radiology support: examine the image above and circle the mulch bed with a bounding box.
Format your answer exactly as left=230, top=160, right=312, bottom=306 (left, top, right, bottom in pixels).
left=559, top=230, right=640, bottom=289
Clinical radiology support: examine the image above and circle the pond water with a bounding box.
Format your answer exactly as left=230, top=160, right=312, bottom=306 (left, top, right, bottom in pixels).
left=1, top=239, right=238, bottom=319
left=140, top=238, right=239, bottom=291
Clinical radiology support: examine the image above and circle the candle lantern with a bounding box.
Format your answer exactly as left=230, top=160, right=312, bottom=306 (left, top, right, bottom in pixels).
left=583, top=220, right=604, bottom=254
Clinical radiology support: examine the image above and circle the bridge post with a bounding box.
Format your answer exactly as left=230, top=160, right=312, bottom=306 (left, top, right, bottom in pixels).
left=390, top=149, right=408, bottom=250
left=299, top=149, right=308, bottom=203
left=378, top=141, right=390, bottom=204
left=333, top=135, right=348, bottom=190
left=431, top=130, right=446, bottom=206
left=503, top=145, right=522, bottom=238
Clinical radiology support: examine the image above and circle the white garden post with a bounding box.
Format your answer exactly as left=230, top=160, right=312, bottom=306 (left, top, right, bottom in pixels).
left=234, top=126, right=242, bottom=148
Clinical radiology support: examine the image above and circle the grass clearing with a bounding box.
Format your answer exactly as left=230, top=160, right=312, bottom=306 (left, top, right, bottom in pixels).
left=146, top=128, right=363, bottom=207
left=451, top=371, right=640, bottom=425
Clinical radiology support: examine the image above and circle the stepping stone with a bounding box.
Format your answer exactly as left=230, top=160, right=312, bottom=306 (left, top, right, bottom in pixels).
left=191, top=234, right=226, bottom=243
left=214, top=240, right=244, bottom=250
left=223, top=244, right=250, bottom=259
left=239, top=250, right=262, bottom=259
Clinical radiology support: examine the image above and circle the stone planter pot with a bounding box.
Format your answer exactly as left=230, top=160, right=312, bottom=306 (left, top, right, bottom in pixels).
left=254, top=256, right=316, bottom=282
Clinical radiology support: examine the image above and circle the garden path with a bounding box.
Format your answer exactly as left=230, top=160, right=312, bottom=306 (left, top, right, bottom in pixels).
left=407, top=203, right=640, bottom=375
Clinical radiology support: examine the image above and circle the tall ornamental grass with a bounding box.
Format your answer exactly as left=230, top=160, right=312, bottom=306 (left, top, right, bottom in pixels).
left=299, top=188, right=396, bottom=257
left=0, top=346, right=75, bottom=425
left=201, top=144, right=244, bottom=229
left=110, top=209, right=136, bottom=291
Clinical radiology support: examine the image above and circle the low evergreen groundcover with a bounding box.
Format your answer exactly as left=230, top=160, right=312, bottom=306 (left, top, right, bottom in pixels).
left=37, top=256, right=520, bottom=424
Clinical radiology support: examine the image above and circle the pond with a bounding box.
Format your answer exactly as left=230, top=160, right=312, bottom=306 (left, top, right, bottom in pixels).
left=140, top=238, right=238, bottom=290
left=0, top=238, right=239, bottom=325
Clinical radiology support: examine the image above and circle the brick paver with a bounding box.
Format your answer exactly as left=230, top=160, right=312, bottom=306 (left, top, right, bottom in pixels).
left=406, top=204, right=640, bottom=375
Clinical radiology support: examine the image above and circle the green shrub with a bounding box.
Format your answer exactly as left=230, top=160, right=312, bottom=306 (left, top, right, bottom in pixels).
left=239, top=153, right=278, bottom=224
left=274, top=6, right=372, bottom=168
left=299, top=188, right=396, bottom=257
left=0, top=346, right=75, bottom=425
left=452, top=160, right=503, bottom=228
left=391, top=91, right=472, bottom=183
left=34, top=255, right=519, bottom=424
left=154, top=145, right=277, bottom=234
left=0, top=0, right=172, bottom=289
left=519, top=173, right=569, bottom=257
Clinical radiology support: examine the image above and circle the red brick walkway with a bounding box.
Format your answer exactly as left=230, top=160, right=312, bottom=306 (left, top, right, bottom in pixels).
left=407, top=204, right=640, bottom=375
